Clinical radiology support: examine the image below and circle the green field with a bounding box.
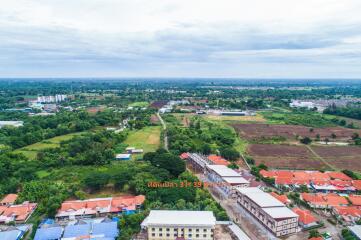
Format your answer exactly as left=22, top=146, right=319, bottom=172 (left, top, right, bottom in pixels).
left=124, top=126, right=161, bottom=159
left=128, top=101, right=149, bottom=108
left=14, top=132, right=85, bottom=160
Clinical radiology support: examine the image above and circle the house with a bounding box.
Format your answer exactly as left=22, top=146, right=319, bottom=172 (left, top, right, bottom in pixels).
left=0, top=194, right=18, bottom=206
left=179, top=152, right=189, bottom=160
left=292, top=208, right=318, bottom=229
left=55, top=195, right=145, bottom=220
left=205, top=165, right=249, bottom=197
left=0, top=121, right=24, bottom=128
left=115, top=153, right=131, bottom=160
left=0, top=225, right=31, bottom=240
left=332, top=206, right=361, bottom=224
left=349, top=195, right=361, bottom=207
left=0, top=202, right=37, bottom=223
left=270, top=192, right=291, bottom=205
left=301, top=193, right=348, bottom=209
left=236, top=187, right=299, bottom=237
left=207, top=155, right=230, bottom=166
left=141, top=210, right=216, bottom=240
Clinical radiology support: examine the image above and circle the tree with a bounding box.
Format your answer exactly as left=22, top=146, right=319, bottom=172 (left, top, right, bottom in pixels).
left=220, top=147, right=240, bottom=161
left=309, top=229, right=321, bottom=239
left=84, top=172, right=110, bottom=191
left=201, top=143, right=211, bottom=155
left=300, top=137, right=312, bottom=145
left=331, top=133, right=337, bottom=139
left=148, top=152, right=185, bottom=177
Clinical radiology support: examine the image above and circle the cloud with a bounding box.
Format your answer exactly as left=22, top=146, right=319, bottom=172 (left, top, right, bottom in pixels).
left=0, top=0, right=361, bottom=77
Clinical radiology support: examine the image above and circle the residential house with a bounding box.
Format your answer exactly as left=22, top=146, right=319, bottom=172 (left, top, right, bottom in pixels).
left=292, top=208, right=318, bottom=229
left=0, top=194, right=18, bottom=206
left=0, top=202, right=37, bottom=223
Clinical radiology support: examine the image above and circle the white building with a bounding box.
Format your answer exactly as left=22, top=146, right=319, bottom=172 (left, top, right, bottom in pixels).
left=141, top=210, right=216, bottom=240
left=0, top=121, right=24, bottom=128
left=236, top=187, right=299, bottom=237
left=205, top=165, right=249, bottom=197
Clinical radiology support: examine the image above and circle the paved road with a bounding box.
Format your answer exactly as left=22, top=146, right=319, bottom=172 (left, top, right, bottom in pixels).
left=157, top=112, right=168, bottom=150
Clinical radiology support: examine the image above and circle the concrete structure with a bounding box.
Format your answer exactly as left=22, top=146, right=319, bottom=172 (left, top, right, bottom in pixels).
left=0, top=121, right=24, bottom=128
left=236, top=187, right=298, bottom=237
left=205, top=165, right=249, bottom=197
left=141, top=210, right=216, bottom=240
left=186, top=153, right=212, bottom=172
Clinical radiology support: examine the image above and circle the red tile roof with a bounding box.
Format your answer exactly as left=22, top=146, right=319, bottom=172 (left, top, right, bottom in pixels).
left=323, top=194, right=348, bottom=207
left=179, top=153, right=189, bottom=160
left=292, top=208, right=317, bottom=225
left=333, top=206, right=361, bottom=217
left=308, top=238, right=322, bottom=240
left=259, top=170, right=276, bottom=178
left=349, top=195, right=361, bottom=206
left=327, top=172, right=352, bottom=181
left=208, top=155, right=230, bottom=166
left=353, top=180, right=361, bottom=190
left=1, top=202, right=37, bottom=222
left=0, top=194, right=18, bottom=205
left=270, top=192, right=290, bottom=204
left=301, top=193, right=348, bottom=207
left=275, top=177, right=293, bottom=185
left=301, top=193, right=327, bottom=206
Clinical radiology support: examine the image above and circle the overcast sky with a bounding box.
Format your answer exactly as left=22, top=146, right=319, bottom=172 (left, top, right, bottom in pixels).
left=1, top=0, right=361, bottom=78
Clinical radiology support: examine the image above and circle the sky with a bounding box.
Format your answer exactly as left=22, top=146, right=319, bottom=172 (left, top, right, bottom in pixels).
left=1, top=0, right=361, bottom=78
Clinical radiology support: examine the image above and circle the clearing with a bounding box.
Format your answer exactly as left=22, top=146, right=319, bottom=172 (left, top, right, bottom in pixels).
left=124, top=126, right=161, bottom=158
left=128, top=101, right=149, bottom=108
left=203, top=114, right=266, bottom=123
left=14, top=132, right=85, bottom=160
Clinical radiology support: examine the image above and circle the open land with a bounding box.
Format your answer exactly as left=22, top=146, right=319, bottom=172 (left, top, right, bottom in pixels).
left=124, top=126, right=161, bottom=158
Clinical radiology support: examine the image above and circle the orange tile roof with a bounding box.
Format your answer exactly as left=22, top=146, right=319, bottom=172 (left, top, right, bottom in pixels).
left=2, top=202, right=37, bottom=221
left=302, top=193, right=348, bottom=207
left=179, top=153, right=189, bottom=160
left=323, top=195, right=348, bottom=207
left=0, top=194, right=18, bottom=204
left=276, top=170, right=293, bottom=178
left=353, top=180, right=361, bottom=190
left=309, top=238, right=322, bottom=240
left=270, top=192, right=290, bottom=204
left=333, top=206, right=361, bottom=217
left=349, top=195, right=361, bottom=206
left=259, top=170, right=276, bottom=178
left=293, top=171, right=311, bottom=180
left=327, top=172, right=352, bottom=181
left=275, top=177, right=293, bottom=185
left=0, top=206, right=7, bottom=214
left=329, top=180, right=352, bottom=187
left=293, top=208, right=317, bottom=225
left=207, top=155, right=229, bottom=166
left=308, top=172, right=330, bottom=181
left=301, top=193, right=327, bottom=206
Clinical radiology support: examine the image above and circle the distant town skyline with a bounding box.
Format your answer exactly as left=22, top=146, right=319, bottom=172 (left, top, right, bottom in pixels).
left=1, top=0, right=361, bottom=78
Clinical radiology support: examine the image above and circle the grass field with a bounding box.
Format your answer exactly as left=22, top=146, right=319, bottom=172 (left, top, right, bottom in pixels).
left=128, top=101, right=149, bottom=108
left=14, top=132, right=85, bottom=160
left=203, top=114, right=266, bottom=123
left=124, top=126, right=161, bottom=159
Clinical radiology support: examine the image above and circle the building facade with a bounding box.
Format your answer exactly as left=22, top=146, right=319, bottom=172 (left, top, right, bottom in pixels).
left=141, top=210, right=216, bottom=240
left=236, top=187, right=298, bottom=237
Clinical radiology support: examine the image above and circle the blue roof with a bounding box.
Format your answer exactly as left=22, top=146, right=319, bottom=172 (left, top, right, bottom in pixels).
left=0, top=230, right=22, bottom=240
left=34, top=227, right=63, bottom=240
left=93, top=222, right=118, bottom=238
left=63, top=224, right=90, bottom=238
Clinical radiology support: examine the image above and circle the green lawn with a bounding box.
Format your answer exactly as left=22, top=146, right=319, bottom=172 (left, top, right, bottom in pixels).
left=13, top=132, right=85, bottom=160
left=128, top=101, right=149, bottom=108
left=124, top=126, right=161, bottom=159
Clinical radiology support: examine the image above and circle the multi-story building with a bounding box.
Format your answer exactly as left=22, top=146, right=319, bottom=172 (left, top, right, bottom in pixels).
left=205, top=165, right=249, bottom=197
left=141, top=210, right=216, bottom=240
left=186, top=153, right=212, bottom=172
left=236, top=187, right=299, bottom=237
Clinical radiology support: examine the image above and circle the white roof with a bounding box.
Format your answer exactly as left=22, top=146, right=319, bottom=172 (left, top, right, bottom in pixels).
left=207, top=165, right=241, bottom=177
left=349, top=225, right=361, bottom=238
left=141, top=210, right=216, bottom=227
left=116, top=154, right=131, bottom=158
left=237, top=187, right=285, bottom=208
left=223, top=177, right=249, bottom=184
left=263, top=207, right=298, bottom=219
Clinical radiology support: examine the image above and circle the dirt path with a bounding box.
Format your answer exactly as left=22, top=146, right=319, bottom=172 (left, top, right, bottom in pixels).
left=306, top=145, right=337, bottom=171
left=157, top=112, right=168, bottom=150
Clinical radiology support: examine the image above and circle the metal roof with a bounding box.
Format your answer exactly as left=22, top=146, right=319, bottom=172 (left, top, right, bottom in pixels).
left=223, top=177, right=249, bottom=184
left=34, top=226, right=63, bottom=240
left=141, top=210, right=216, bottom=227
left=237, top=187, right=285, bottom=208
left=0, top=230, right=22, bottom=240
left=63, top=224, right=90, bottom=238
left=263, top=207, right=298, bottom=219
left=207, top=165, right=241, bottom=177
left=93, top=222, right=118, bottom=238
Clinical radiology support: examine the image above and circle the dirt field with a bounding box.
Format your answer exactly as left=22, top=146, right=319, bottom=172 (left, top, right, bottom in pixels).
left=247, top=144, right=329, bottom=170
left=311, top=146, right=361, bottom=171
left=204, top=114, right=266, bottom=123
left=149, top=100, right=168, bottom=109
left=233, top=123, right=361, bottom=140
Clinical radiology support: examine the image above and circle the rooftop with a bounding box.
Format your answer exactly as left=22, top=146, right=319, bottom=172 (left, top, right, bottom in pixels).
left=206, top=165, right=241, bottom=177
left=141, top=210, right=216, bottom=227
left=292, top=208, right=317, bottom=225
left=223, top=177, right=249, bottom=184
left=0, top=194, right=18, bottom=204
left=237, top=187, right=285, bottom=208
left=208, top=155, right=230, bottom=166
left=262, top=207, right=298, bottom=219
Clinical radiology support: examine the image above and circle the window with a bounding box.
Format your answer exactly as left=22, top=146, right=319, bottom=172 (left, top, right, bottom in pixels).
left=159, top=228, right=162, bottom=231
left=151, top=228, right=155, bottom=231
left=203, top=234, right=207, bottom=238
left=196, top=229, right=199, bottom=232
left=196, top=234, right=199, bottom=237
left=166, top=228, right=170, bottom=231
left=152, top=233, right=155, bottom=237
left=203, top=229, right=207, bottom=232
left=166, top=233, right=170, bottom=237
left=174, top=228, right=177, bottom=231
left=174, top=233, right=177, bottom=237
left=159, top=233, right=163, bottom=237
left=189, top=229, right=192, bottom=232
left=188, top=234, right=192, bottom=237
